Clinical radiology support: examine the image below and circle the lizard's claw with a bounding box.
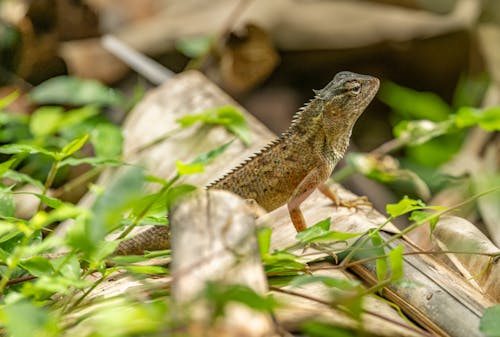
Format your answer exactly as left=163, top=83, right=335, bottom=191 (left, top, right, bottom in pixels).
left=318, top=184, right=372, bottom=210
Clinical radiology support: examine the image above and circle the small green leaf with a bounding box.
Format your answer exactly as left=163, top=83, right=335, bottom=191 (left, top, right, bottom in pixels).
left=456, top=106, right=500, bottom=131
left=388, top=245, right=404, bottom=281
left=0, top=157, right=16, bottom=177
left=191, top=141, right=233, bottom=166
left=386, top=197, right=426, bottom=218
left=31, top=193, right=64, bottom=209
left=263, top=250, right=305, bottom=274
left=0, top=187, right=15, bottom=217
left=204, top=282, right=278, bottom=318
left=59, top=157, right=122, bottom=167
left=295, top=217, right=331, bottom=243
left=90, top=123, right=123, bottom=159
left=177, top=106, right=251, bottom=145
left=59, top=134, right=89, bottom=159
left=165, top=184, right=197, bottom=209
left=301, top=321, right=358, bottom=337
left=0, top=90, right=19, bottom=110
left=0, top=143, right=55, bottom=157
left=123, top=265, right=169, bottom=275
left=20, top=256, right=54, bottom=277
left=290, top=275, right=359, bottom=290
left=379, top=81, right=451, bottom=121
left=257, top=227, right=272, bottom=257
left=3, top=170, right=44, bottom=190
left=30, top=76, right=124, bottom=107
left=3, top=298, right=58, bottom=337
left=480, top=305, right=500, bottom=337
left=59, top=105, right=100, bottom=128
left=29, top=106, right=64, bottom=137
left=393, top=119, right=454, bottom=146
left=371, top=231, right=387, bottom=282
left=175, top=35, right=213, bottom=58
left=175, top=160, right=204, bottom=175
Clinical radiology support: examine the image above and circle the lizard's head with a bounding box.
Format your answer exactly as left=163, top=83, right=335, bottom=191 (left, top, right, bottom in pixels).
left=314, top=71, right=379, bottom=124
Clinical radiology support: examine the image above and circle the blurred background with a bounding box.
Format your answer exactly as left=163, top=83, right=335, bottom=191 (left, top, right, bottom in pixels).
left=1, top=0, right=499, bottom=239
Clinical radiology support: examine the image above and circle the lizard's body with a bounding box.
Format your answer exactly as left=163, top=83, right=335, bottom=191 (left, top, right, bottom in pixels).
left=209, top=71, right=379, bottom=231
left=115, top=71, right=379, bottom=254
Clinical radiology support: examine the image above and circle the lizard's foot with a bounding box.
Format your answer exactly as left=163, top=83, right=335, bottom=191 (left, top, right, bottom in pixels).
left=318, top=184, right=372, bottom=210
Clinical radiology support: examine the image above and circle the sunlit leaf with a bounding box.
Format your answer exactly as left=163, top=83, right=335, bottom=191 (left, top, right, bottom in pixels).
left=191, top=141, right=233, bottom=166
left=3, top=297, right=59, bottom=337
left=29, top=106, right=63, bottom=137
left=290, top=275, right=359, bottom=290
left=371, top=231, right=387, bottom=282
left=301, top=321, right=358, bottom=337
left=456, top=106, right=500, bottom=131
left=0, top=90, right=19, bottom=110
left=175, top=160, right=204, bottom=175
left=0, top=186, right=15, bottom=217
left=388, top=245, right=404, bottom=281
left=59, top=157, right=122, bottom=167
left=0, top=143, right=55, bottom=157
left=386, top=197, right=426, bottom=218
left=165, top=184, right=196, bottom=209
left=30, top=76, right=124, bottom=107
left=257, top=227, right=272, bottom=257
left=123, top=265, right=169, bottom=275
left=3, top=170, right=44, bottom=190
left=20, top=256, right=54, bottom=277
left=393, top=119, right=454, bottom=146
left=177, top=106, right=251, bottom=145
left=91, top=123, right=123, bottom=159
left=379, top=81, right=451, bottom=121
left=295, top=218, right=330, bottom=243
left=59, top=134, right=89, bottom=159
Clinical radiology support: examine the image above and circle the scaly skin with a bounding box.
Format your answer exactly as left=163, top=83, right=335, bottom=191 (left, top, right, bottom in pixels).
left=209, top=71, right=379, bottom=231
left=115, top=71, right=379, bottom=254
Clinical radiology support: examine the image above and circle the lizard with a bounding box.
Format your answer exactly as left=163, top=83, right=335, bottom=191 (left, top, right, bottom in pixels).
left=114, top=71, right=379, bottom=255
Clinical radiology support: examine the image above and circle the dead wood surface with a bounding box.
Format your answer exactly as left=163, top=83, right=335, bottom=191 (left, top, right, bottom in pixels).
left=78, top=71, right=496, bottom=337
left=170, top=189, right=276, bottom=337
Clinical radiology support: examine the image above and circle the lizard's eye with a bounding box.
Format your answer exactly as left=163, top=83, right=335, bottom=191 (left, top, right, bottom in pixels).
left=346, top=81, right=361, bottom=95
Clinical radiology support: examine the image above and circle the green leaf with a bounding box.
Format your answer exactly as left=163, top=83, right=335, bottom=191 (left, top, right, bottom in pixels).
left=386, top=197, right=426, bottom=218
left=20, top=256, right=54, bottom=277
left=371, top=231, right=387, bottom=282
left=191, top=141, right=233, bottom=166
left=290, top=275, right=359, bottom=290
left=3, top=170, right=44, bottom=190
left=59, top=105, right=100, bottom=128
left=31, top=193, right=64, bottom=209
left=480, top=305, right=500, bottom=337
left=295, top=218, right=331, bottom=243
left=409, top=210, right=441, bottom=233
left=175, top=160, right=204, bottom=175
left=175, top=35, right=213, bottom=58
left=456, top=106, right=500, bottom=131
left=123, top=265, right=169, bottom=275
left=90, top=123, right=123, bottom=159
left=0, top=187, right=15, bottom=217
left=0, top=90, right=19, bottom=110
left=388, top=245, right=404, bottom=281
left=0, top=143, right=55, bottom=157
left=301, top=321, right=358, bottom=337
left=3, top=297, right=58, bottom=337
left=262, top=250, right=305, bottom=274
left=30, top=76, right=124, bottom=107
left=379, top=81, right=451, bottom=121
left=393, top=119, right=454, bottom=146
left=0, top=157, right=16, bottom=177
left=165, top=184, right=197, bottom=209
left=67, top=167, right=145, bottom=258
left=203, top=282, right=278, bottom=318
left=29, top=106, right=64, bottom=137
left=257, top=227, right=272, bottom=257
left=59, top=134, right=89, bottom=159
left=59, top=156, right=122, bottom=167
left=177, top=106, right=251, bottom=145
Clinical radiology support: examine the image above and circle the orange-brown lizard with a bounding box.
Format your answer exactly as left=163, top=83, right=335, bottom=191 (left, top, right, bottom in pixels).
left=115, top=71, right=379, bottom=254
left=208, top=71, right=379, bottom=231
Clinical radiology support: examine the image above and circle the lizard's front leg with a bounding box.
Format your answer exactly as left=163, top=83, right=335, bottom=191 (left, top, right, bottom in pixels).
left=288, top=166, right=330, bottom=232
